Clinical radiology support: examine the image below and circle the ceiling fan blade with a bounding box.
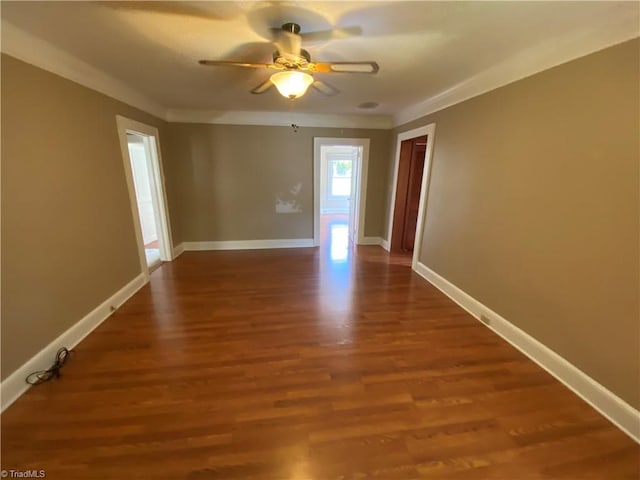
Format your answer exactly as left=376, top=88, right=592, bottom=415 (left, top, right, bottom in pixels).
left=311, top=80, right=339, bottom=96
left=251, top=79, right=274, bottom=94
left=301, top=26, right=362, bottom=43
left=105, top=1, right=235, bottom=21
left=199, top=60, right=280, bottom=70
left=312, top=62, right=380, bottom=74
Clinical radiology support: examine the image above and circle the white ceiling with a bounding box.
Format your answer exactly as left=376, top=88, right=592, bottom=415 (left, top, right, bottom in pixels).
left=1, top=1, right=638, bottom=122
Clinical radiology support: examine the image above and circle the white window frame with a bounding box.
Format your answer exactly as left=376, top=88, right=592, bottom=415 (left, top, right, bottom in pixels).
left=327, top=157, right=353, bottom=199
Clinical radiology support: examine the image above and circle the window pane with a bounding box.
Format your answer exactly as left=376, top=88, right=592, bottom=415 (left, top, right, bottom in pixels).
left=332, top=160, right=352, bottom=177
left=332, top=177, right=351, bottom=196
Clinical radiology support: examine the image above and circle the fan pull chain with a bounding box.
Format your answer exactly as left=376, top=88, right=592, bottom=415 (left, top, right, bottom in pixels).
left=289, top=98, right=299, bottom=133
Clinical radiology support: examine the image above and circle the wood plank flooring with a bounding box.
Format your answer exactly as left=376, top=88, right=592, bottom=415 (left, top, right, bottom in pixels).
left=2, top=225, right=638, bottom=478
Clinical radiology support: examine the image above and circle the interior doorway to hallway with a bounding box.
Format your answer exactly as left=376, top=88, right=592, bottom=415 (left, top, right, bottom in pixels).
left=320, top=145, right=358, bottom=260
left=126, top=133, right=162, bottom=270
left=387, top=123, right=437, bottom=269
left=116, top=116, right=173, bottom=278
left=391, top=135, right=427, bottom=254
left=313, top=138, right=370, bottom=258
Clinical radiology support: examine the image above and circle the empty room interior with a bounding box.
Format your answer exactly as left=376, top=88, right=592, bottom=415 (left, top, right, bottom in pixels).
left=1, top=1, right=639, bottom=478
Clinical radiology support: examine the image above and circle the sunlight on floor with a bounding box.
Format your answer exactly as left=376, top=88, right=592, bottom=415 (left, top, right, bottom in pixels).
left=330, top=224, right=349, bottom=262
left=145, top=248, right=160, bottom=267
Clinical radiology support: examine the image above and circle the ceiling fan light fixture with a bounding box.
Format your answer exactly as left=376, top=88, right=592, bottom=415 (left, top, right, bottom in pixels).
left=270, top=71, right=313, bottom=99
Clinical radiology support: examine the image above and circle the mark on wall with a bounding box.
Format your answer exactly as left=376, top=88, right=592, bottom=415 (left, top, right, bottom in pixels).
left=275, top=182, right=303, bottom=213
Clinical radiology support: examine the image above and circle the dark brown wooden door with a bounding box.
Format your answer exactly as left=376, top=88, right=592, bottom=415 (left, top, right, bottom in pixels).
left=391, top=135, right=427, bottom=253
left=402, top=142, right=426, bottom=251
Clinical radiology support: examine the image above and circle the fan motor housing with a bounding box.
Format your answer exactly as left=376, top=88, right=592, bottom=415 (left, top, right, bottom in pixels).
left=273, top=48, right=311, bottom=68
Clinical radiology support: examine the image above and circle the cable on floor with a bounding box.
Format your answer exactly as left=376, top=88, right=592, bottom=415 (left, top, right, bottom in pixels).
left=25, top=347, right=74, bottom=385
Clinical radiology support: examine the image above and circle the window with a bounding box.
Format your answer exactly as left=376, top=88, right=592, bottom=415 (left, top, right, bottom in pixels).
left=329, top=159, right=352, bottom=197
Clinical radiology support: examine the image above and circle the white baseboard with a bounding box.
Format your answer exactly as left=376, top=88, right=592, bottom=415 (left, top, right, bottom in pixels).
left=359, top=236, right=384, bottom=246
left=183, top=238, right=314, bottom=251
left=183, top=237, right=388, bottom=251
left=380, top=238, right=390, bottom=251
left=0, top=273, right=147, bottom=413
left=413, top=261, right=640, bottom=444
left=172, top=242, right=185, bottom=259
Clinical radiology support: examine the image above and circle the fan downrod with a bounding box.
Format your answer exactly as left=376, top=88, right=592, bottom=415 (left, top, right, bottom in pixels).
left=281, top=22, right=301, bottom=34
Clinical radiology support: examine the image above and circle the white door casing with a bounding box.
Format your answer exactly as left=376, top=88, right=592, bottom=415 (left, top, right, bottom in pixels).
left=116, top=115, right=174, bottom=278
left=314, top=137, right=370, bottom=246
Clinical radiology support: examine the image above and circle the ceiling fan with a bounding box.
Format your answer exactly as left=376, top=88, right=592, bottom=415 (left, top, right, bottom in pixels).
left=199, top=22, right=379, bottom=99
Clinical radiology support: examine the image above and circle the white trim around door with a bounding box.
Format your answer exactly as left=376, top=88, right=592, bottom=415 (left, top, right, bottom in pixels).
left=116, top=115, right=175, bottom=279
left=313, top=138, right=370, bottom=246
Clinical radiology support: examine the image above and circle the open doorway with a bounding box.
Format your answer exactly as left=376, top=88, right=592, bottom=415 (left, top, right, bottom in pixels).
left=127, top=133, right=162, bottom=269
left=391, top=135, right=427, bottom=254
left=313, top=138, right=370, bottom=255
left=116, top=116, right=173, bottom=278
left=320, top=145, right=358, bottom=259
left=387, top=124, right=436, bottom=268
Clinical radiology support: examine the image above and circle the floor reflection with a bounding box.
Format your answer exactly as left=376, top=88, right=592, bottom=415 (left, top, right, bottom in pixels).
left=320, top=213, right=351, bottom=262
left=317, top=214, right=355, bottom=345
left=329, top=224, right=349, bottom=261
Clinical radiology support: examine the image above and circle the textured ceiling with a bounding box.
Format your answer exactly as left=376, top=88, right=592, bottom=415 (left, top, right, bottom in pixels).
left=2, top=1, right=638, bottom=116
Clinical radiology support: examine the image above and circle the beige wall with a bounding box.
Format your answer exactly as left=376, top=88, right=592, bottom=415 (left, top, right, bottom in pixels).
left=0, top=54, right=174, bottom=379
left=389, top=39, right=640, bottom=408
left=164, top=123, right=391, bottom=241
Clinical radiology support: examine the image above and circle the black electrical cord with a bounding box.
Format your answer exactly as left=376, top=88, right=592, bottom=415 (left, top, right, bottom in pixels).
left=26, top=347, right=74, bottom=385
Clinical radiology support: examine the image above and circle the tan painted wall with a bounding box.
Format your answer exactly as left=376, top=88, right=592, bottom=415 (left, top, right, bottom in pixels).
left=164, top=123, right=391, bottom=241
left=389, top=39, right=640, bottom=408
left=0, top=54, right=175, bottom=379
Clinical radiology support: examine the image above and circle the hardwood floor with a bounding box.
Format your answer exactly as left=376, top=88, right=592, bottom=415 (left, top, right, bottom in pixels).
left=2, top=229, right=638, bottom=478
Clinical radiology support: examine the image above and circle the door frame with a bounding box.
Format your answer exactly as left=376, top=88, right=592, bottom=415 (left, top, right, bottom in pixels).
left=116, top=115, right=174, bottom=279
left=386, top=124, right=437, bottom=269
left=313, top=138, right=370, bottom=246
left=347, top=149, right=361, bottom=245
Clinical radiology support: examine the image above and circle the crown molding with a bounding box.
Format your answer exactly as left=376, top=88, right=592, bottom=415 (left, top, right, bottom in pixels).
left=1, top=20, right=167, bottom=120
left=393, top=16, right=640, bottom=127
left=167, top=109, right=393, bottom=130
left=166, top=109, right=393, bottom=130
